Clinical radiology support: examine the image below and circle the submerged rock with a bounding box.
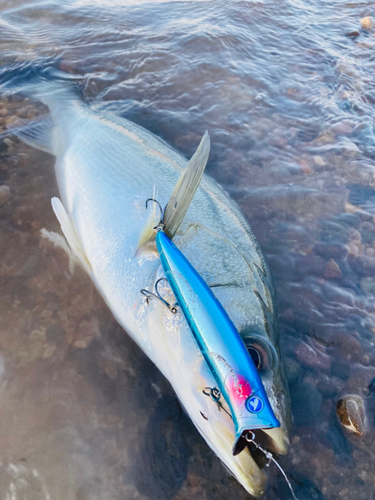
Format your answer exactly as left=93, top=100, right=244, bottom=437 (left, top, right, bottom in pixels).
left=346, top=30, right=360, bottom=38
left=295, top=341, right=332, bottom=372
left=360, top=16, right=373, bottom=30
left=324, top=259, right=343, bottom=279
left=336, top=395, right=366, bottom=436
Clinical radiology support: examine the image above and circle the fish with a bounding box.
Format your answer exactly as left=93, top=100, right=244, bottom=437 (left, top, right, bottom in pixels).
left=11, top=78, right=291, bottom=497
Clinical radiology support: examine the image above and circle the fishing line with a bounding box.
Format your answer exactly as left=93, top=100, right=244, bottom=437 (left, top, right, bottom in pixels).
left=245, top=432, right=299, bottom=500
left=202, top=388, right=298, bottom=500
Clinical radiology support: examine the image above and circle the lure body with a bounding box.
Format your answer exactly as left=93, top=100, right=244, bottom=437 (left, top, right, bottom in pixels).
left=156, top=231, right=280, bottom=449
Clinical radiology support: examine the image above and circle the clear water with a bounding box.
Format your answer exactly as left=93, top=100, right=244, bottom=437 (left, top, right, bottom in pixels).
left=0, top=0, right=375, bottom=499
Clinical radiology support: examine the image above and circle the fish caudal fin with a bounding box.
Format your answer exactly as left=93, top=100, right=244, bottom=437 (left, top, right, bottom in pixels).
left=49, top=197, right=92, bottom=274
left=163, top=131, right=210, bottom=239
left=7, top=115, right=56, bottom=155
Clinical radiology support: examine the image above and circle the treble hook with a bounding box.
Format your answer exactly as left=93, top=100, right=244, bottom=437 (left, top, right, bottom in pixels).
left=141, top=277, right=178, bottom=314
left=145, top=198, right=166, bottom=231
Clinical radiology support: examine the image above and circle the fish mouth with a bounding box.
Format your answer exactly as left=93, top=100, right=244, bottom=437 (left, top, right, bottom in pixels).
left=225, top=426, right=290, bottom=498
left=233, top=425, right=289, bottom=458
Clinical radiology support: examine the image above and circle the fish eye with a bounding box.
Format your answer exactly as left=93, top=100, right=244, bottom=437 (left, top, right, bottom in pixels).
left=241, top=334, right=278, bottom=373
left=248, top=346, right=261, bottom=369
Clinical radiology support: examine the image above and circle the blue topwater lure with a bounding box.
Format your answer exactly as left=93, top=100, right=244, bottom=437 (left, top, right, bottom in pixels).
left=155, top=230, right=280, bottom=453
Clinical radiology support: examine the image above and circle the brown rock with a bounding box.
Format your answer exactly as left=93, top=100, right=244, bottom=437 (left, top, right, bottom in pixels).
left=346, top=30, right=360, bottom=38
left=336, top=395, right=366, bottom=436
left=324, top=259, right=343, bottom=279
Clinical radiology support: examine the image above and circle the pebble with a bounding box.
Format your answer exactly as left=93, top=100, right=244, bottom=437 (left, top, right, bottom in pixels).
left=324, top=258, right=343, bottom=279
left=0, top=185, right=10, bottom=207
left=346, top=30, right=360, bottom=38
left=336, top=395, right=366, bottom=436
left=334, top=333, right=363, bottom=363
left=3, top=138, right=14, bottom=148
left=313, top=155, right=326, bottom=166
left=345, top=202, right=360, bottom=214
left=360, top=16, right=373, bottom=30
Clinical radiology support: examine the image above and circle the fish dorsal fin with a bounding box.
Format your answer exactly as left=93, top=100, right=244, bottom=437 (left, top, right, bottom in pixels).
left=163, top=131, right=210, bottom=239
left=8, top=115, right=55, bottom=155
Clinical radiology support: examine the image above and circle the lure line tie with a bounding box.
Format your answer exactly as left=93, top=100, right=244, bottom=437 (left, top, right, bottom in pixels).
left=202, top=386, right=232, bottom=419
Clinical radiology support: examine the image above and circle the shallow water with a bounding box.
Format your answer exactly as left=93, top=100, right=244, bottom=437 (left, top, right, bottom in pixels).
left=0, top=0, right=375, bottom=499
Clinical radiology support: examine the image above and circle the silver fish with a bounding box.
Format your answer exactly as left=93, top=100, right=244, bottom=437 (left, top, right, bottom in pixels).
left=14, top=82, right=291, bottom=497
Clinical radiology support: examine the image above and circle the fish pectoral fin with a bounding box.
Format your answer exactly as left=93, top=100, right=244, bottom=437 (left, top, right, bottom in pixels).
left=163, top=131, right=210, bottom=239
left=7, top=114, right=56, bottom=155
left=50, top=197, right=92, bottom=274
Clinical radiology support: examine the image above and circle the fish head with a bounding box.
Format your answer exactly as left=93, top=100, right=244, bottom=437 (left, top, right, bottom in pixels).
left=143, top=286, right=291, bottom=498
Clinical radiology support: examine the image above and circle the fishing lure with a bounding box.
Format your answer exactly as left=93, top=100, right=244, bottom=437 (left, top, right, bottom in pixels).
left=154, top=230, right=280, bottom=454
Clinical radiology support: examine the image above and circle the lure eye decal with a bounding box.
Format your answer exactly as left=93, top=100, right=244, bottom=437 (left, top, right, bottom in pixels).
left=246, top=395, right=263, bottom=413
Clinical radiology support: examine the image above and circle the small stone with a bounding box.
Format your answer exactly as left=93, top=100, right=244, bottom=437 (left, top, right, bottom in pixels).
left=29, top=327, right=46, bottom=341
left=360, top=16, right=373, bottom=30
left=0, top=185, right=10, bottom=207
left=101, top=359, right=118, bottom=380
left=73, top=340, right=88, bottom=349
left=313, top=155, right=326, bottom=166
left=299, top=159, right=312, bottom=174
left=347, top=238, right=363, bottom=257
left=40, top=309, right=53, bottom=319
left=3, top=138, right=13, bottom=147
left=334, top=333, right=363, bottom=363
left=324, top=258, right=343, bottom=279
left=346, top=30, right=360, bottom=38
left=362, top=354, right=371, bottom=365
left=42, top=345, right=56, bottom=359
left=295, top=341, right=332, bottom=372
left=0, top=107, right=7, bottom=117
left=336, top=395, right=366, bottom=436
left=345, top=201, right=360, bottom=214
